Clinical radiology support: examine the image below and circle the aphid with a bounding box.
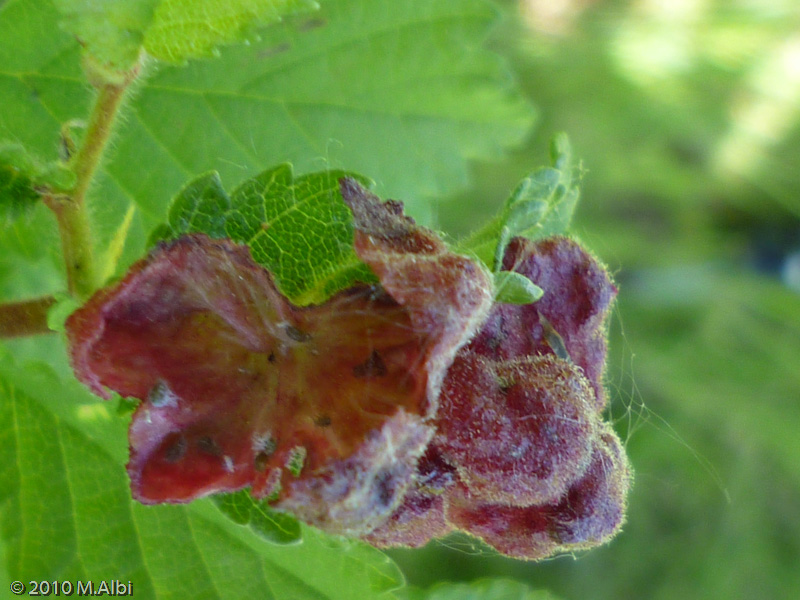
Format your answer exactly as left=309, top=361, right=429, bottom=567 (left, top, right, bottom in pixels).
left=284, top=323, right=312, bottom=343
left=163, top=436, right=187, bottom=463
left=197, top=436, right=222, bottom=457
left=147, top=380, right=179, bottom=408
left=286, top=446, right=307, bottom=477
left=539, top=314, right=571, bottom=362
left=313, top=414, right=332, bottom=427
left=352, top=350, right=387, bottom=378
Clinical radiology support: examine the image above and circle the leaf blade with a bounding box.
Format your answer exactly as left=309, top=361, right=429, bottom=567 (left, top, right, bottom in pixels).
left=52, top=0, right=317, bottom=70
left=144, top=0, right=319, bottom=64
left=492, top=271, right=543, bottom=305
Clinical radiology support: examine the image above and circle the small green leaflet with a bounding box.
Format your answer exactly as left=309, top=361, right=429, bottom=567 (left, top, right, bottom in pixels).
left=0, top=145, right=40, bottom=220
left=400, top=578, right=561, bottom=600
left=493, top=271, right=544, bottom=305
left=458, top=133, right=581, bottom=270
left=212, top=489, right=302, bottom=545
left=160, top=164, right=377, bottom=305
left=0, top=142, right=75, bottom=221
left=53, top=0, right=318, bottom=70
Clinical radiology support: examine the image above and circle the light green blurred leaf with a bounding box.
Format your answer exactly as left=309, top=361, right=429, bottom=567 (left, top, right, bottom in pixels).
left=0, top=349, right=405, bottom=599
left=53, top=0, right=155, bottom=70
left=143, top=0, right=318, bottom=64
left=53, top=0, right=317, bottom=70
left=401, top=579, right=559, bottom=600
left=127, top=0, right=534, bottom=217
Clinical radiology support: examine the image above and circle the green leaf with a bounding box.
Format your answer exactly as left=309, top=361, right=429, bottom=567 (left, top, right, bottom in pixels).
left=212, top=490, right=302, bottom=545
left=400, top=579, right=560, bottom=600
left=129, top=0, right=534, bottom=213
left=166, top=171, right=232, bottom=239
left=0, top=0, right=534, bottom=270
left=458, top=134, right=580, bottom=269
left=0, top=142, right=41, bottom=220
left=492, top=271, right=543, bottom=305
left=164, top=164, right=377, bottom=305
left=143, top=0, right=319, bottom=64
left=115, top=396, right=140, bottom=417
left=52, top=0, right=156, bottom=71
left=0, top=142, right=75, bottom=222
left=226, top=166, right=377, bottom=304
left=53, top=0, right=317, bottom=70
left=0, top=350, right=405, bottom=599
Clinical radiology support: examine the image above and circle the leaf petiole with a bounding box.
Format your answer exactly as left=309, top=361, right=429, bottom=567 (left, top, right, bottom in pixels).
left=0, top=296, right=57, bottom=338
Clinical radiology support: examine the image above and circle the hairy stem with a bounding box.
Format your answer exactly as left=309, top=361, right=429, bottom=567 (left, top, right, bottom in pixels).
left=70, top=77, right=130, bottom=210
left=43, top=192, right=98, bottom=299
left=0, top=296, right=57, bottom=338
left=47, top=59, right=141, bottom=300
left=5, top=62, right=142, bottom=339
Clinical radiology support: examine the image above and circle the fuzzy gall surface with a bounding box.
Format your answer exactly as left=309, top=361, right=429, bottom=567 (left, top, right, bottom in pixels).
left=471, top=236, right=617, bottom=410
left=435, top=354, right=597, bottom=507
left=367, top=236, right=631, bottom=560
left=66, top=182, right=492, bottom=536
left=66, top=178, right=630, bottom=556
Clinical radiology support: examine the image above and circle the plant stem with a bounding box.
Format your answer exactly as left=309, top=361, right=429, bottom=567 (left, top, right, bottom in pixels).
left=0, top=296, right=57, bottom=338
left=48, top=59, right=141, bottom=300
left=70, top=78, right=130, bottom=211
left=5, top=61, right=142, bottom=339
left=43, top=192, right=98, bottom=299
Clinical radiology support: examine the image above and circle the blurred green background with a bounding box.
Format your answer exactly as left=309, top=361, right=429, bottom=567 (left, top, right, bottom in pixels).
left=396, top=1, right=800, bottom=598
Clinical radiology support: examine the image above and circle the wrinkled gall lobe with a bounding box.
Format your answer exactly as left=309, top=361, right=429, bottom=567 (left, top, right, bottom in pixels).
left=365, top=235, right=631, bottom=559
left=67, top=178, right=630, bottom=558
